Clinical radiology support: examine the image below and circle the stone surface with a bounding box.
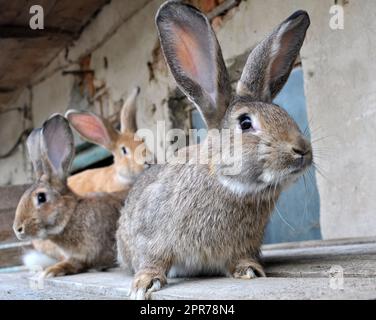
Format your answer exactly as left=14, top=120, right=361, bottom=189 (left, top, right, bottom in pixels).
left=1, top=239, right=375, bottom=300
left=0, top=272, right=115, bottom=300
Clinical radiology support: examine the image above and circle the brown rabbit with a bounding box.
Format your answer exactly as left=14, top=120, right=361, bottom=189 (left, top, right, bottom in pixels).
left=26, top=88, right=148, bottom=268
left=14, top=115, right=123, bottom=278
left=66, top=86, right=147, bottom=196
left=116, top=2, right=312, bottom=299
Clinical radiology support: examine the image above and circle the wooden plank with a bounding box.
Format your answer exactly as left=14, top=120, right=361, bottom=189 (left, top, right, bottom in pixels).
left=0, top=185, right=29, bottom=243
left=0, top=25, right=74, bottom=39
left=0, top=241, right=32, bottom=268
left=0, top=209, right=17, bottom=243
left=262, top=241, right=376, bottom=278
left=0, top=0, right=109, bottom=33
left=264, top=254, right=376, bottom=278
left=0, top=184, right=29, bottom=211
left=0, top=38, right=64, bottom=96
left=262, top=242, right=376, bottom=259
left=0, top=0, right=110, bottom=104
left=262, top=236, right=376, bottom=251
left=0, top=0, right=54, bottom=26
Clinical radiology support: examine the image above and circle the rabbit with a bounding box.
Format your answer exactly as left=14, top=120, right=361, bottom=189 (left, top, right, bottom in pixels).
left=116, top=1, right=312, bottom=299
left=66, top=86, right=148, bottom=196
left=13, top=115, right=123, bottom=278
left=25, top=87, right=149, bottom=269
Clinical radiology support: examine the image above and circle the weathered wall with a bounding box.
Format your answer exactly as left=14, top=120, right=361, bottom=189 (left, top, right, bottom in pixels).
left=301, top=1, right=376, bottom=239
left=0, top=0, right=375, bottom=240
left=215, top=0, right=376, bottom=239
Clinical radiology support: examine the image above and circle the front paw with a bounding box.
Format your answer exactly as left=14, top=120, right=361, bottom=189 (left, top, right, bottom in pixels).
left=233, top=260, right=266, bottom=279
left=130, top=269, right=167, bottom=300
left=130, top=278, right=162, bottom=300
left=39, top=265, right=67, bottom=279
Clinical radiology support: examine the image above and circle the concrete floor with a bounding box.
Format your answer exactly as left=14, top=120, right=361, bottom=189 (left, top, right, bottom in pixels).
left=0, top=271, right=113, bottom=300
left=1, top=238, right=376, bottom=300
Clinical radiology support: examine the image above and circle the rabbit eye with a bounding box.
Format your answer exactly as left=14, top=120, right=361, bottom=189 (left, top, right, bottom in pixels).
left=37, top=192, right=46, bottom=204
left=238, top=114, right=253, bottom=131
left=121, top=146, right=127, bottom=155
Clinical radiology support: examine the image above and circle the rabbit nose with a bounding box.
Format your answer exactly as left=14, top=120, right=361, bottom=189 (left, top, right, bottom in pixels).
left=292, top=146, right=312, bottom=168
left=292, top=147, right=309, bottom=156
left=14, top=224, right=25, bottom=236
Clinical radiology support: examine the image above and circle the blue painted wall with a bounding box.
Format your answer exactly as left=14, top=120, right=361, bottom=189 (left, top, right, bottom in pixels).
left=264, top=67, right=321, bottom=243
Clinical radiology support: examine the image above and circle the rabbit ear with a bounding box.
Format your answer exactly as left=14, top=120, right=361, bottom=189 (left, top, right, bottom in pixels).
left=40, top=114, right=75, bottom=181
left=237, top=10, right=310, bottom=102
left=66, top=110, right=118, bottom=151
left=120, top=86, right=140, bottom=134
left=156, top=1, right=231, bottom=129
left=26, top=128, right=43, bottom=179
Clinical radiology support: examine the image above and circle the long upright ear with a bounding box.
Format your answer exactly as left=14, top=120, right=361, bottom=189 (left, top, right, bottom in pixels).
left=120, top=86, right=140, bottom=134
left=156, top=1, right=231, bottom=129
left=40, top=115, right=75, bottom=181
left=236, top=10, right=310, bottom=102
left=65, top=110, right=118, bottom=151
left=26, top=128, right=43, bottom=179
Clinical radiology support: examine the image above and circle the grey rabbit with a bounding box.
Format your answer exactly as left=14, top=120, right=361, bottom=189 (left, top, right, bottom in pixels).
left=116, top=1, right=312, bottom=299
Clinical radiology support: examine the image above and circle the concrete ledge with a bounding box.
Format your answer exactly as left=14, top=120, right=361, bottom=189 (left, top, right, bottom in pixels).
left=33, top=269, right=376, bottom=300
left=0, top=239, right=373, bottom=300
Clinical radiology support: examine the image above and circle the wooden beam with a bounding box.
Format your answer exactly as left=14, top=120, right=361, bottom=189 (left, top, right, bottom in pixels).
left=0, top=25, right=74, bottom=39
left=0, top=185, right=29, bottom=243
left=207, top=0, right=241, bottom=20
left=0, top=241, right=32, bottom=268
left=0, top=86, right=16, bottom=94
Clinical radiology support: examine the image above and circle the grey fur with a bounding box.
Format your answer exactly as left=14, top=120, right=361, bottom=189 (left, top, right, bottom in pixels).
left=117, top=2, right=312, bottom=299
left=26, top=128, right=43, bottom=180
left=156, top=1, right=231, bottom=129
left=237, top=10, right=310, bottom=102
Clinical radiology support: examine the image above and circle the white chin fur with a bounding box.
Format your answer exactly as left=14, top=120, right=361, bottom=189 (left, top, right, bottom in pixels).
left=117, top=174, right=134, bottom=185
left=23, top=250, right=57, bottom=272
left=218, top=176, right=265, bottom=196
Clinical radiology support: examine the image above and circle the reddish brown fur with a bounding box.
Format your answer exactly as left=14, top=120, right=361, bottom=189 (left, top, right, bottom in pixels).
left=14, top=115, right=124, bottom=277
left=68, top=130, right=146, bottom=195
left=67, top=88, right=147, bottom=195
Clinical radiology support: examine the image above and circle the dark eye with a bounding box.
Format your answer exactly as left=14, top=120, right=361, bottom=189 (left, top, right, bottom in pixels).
left=238, top=114, right=253, bottom=131
left=121, top=146, right=127, bottom=155
left=37, top=192, right=46, bottom=205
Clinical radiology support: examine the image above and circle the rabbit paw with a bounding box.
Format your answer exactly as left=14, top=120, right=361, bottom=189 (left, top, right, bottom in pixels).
left=233, top=260, right=266, bottom=279
left=39, top=265, right=67, bottom=279
left=38, top=260, right=83, bottom=279
left=130, top=270, right=167, bottom=300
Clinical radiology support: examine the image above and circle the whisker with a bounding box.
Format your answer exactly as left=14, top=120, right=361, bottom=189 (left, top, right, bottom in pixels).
left=311, top=137, right=329, bottom=144
left=275, top=205, right=296, bottom=232
left=302, top=175, right=309, bottom=227
left=312, top=162, right=332, bottom=185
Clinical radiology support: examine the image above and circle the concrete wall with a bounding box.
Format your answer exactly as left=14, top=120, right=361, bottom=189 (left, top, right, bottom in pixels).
left=0, top=0, right=375, bottom=240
